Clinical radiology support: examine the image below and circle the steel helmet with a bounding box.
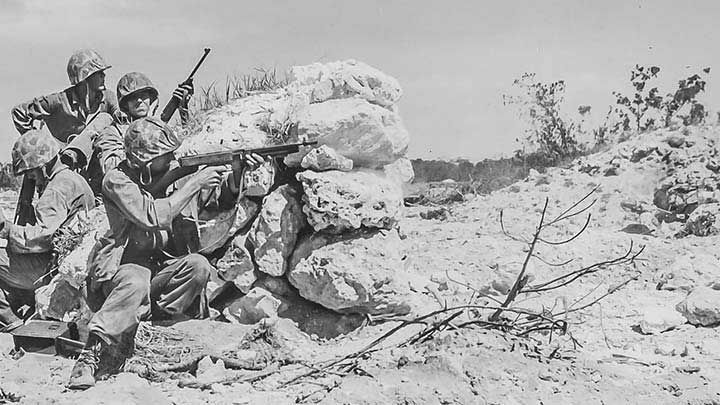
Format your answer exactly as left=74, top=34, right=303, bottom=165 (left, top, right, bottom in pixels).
left=12, top=126, right=62, bottom=176
left=117, top=72, right=159, bottom=112
left=124, top=116, right=181, bottom=167
left=67, top=49, right=111, bottom=86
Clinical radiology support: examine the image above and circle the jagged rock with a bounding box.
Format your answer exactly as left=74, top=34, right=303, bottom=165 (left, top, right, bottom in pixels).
left=638, top=305, right=686, bottom=334
left=678, top=203, right=720, bottom=237
left=288, top=229, right=413, bottom=315
left=289, top=98, right=410, bottom=168
left=248, top=185, right=306, bottom=276
left=228, top=197, right=260, bottom=236
left=676, top=287, right=720, bottom=326
left=252, top=275, right=365, bottom=338
left=223, top=287, right=281, bottom=325
left=216, top=235, right=256, bottom=293
left=36, top=206, right=109, bottom=321
left=243, top=160, right=276, bottom=197
left=657, top=253, right=720, bottom=291
left=54, top=206, right=109, bottom=288
left=296, top=170, right=402, bottom=233
left=383, top=157, right=415, bottom=185
left=300, top=145, right=353, bottom=172
left=34, top=279, right=84, bottom=321
left=290, top=59, right=402, bottom=108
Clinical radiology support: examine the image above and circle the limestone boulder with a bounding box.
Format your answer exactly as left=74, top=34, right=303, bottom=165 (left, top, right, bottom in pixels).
left=287, top=229, right=413, bottom=315
left=248, top=185, right=306, bottom=276
left=174, top=91, right=305, bottom=155
left=215, top=235, right=257, bottom=293
left=253, top=275, right=365, bottom=338
left=300, top=144, right=353, bottom=172
left=384, top=157, right=415, bottom=184
left=676, top=287, right=720, bottom=326
left=288, top=98, right=410, bottom=168
left=296, top=170, right=403, bottom=233
left=289, top=59, right=402, bottom=108
left=223, top=287, right=281, bottom=325
left=227, top=197, right=260, bottom=236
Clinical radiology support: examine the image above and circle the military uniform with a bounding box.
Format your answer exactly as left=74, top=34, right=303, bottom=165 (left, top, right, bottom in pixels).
left=11, top=49, right=120, bottom=169
left=85, top=117, right=217, bottom=348
left=0, top=129, right=95, bottom=326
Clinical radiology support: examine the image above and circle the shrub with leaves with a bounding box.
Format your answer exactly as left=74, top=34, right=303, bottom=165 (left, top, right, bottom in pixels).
left=611, top=65, right=710, bottom=133
left=662, top=68, right=710, bottom=126
left=612, top=65, right=663, bottom=132
left=503, top=73, right=578, bottom=158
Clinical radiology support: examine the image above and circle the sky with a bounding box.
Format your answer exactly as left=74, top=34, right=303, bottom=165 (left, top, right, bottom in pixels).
left=1, top=0, right=720, bottom=162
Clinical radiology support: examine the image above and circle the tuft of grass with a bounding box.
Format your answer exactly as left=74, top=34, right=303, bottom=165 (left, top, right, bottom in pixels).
left=177, top=68, right=290, bottom=139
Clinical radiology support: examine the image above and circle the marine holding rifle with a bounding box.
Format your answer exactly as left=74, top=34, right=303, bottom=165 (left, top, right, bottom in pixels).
left=90, top=72, right=193, bottom=191
left=68, top=116, right=263, bottom=389
left=0, top=128, right=95, bottom=331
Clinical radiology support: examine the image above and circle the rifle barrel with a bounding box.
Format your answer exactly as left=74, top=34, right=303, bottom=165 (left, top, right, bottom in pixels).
left=188, top=48, right=211, bottom=79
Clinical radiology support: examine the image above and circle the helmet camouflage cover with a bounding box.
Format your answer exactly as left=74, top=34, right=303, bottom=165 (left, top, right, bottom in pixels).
left=12, top=126, right=62, bottom=176
left=117, top=72, right=159, bottom=112
left=124, top=116, right=181, bottom=167
left=66, top=49, right=111, bottom=85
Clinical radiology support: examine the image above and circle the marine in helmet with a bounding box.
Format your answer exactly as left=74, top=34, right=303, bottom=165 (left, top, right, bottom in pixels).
left=0, top=127, right=95, bottom=330
left=10, top=49, right=121, bottom=166
left=92, top=72, right=193, bottom=184
left=68, top=117, right=261, bottom=389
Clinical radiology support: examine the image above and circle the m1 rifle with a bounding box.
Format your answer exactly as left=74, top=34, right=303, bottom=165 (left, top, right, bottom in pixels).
left=160, top=48, right=211, bottom=123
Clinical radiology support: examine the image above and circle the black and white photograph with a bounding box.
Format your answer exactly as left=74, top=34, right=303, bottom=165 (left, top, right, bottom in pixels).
left=0, top=1, right=718, bottom=403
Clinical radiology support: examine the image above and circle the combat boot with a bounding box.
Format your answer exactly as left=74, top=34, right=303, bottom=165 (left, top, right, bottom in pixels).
left=67, top=334, right=103, bottom=390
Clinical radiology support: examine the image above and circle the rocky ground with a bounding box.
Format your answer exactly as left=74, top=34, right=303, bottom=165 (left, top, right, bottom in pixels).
left=2, top=63, right=720, bottom=403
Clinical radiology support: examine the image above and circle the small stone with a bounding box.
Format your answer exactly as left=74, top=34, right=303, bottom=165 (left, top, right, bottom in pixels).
left=223, top=288, right=281, bottom=324
left=676, top=287, right=720, bottom=326
left=654, top=343, right=676, bottom=356
left=638, top=306, right=686, bottom=334
left=216, top=235, right=257, bottom=293
left=300, top=145, right=353, bottom=172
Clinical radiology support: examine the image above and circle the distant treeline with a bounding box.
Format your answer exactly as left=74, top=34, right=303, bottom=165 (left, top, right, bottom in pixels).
left=411, top=152, right=572, bottom=193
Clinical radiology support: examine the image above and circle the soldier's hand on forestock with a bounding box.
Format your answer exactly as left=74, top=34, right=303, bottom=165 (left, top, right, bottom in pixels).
left=191, top=166, right=225, bottom=191
left=244, top=153, right=264, bottom=170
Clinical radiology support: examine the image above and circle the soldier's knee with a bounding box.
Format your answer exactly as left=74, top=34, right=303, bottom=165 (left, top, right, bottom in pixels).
left=184, top=254, right=211, bottom=285
left=115, top=264, right=151, bottom=293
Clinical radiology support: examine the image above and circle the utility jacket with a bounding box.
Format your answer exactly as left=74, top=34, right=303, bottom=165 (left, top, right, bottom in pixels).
left=93, top=122, right=128, bottom=176
left=88, top=161, right=237, bottom=286
left=12, top=88, right=121, bottom=143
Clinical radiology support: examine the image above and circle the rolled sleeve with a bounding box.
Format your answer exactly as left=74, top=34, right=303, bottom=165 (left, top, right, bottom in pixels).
left=11, top=96, right=53, bottom=134
left=102, top=171, right=175, bottom=230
